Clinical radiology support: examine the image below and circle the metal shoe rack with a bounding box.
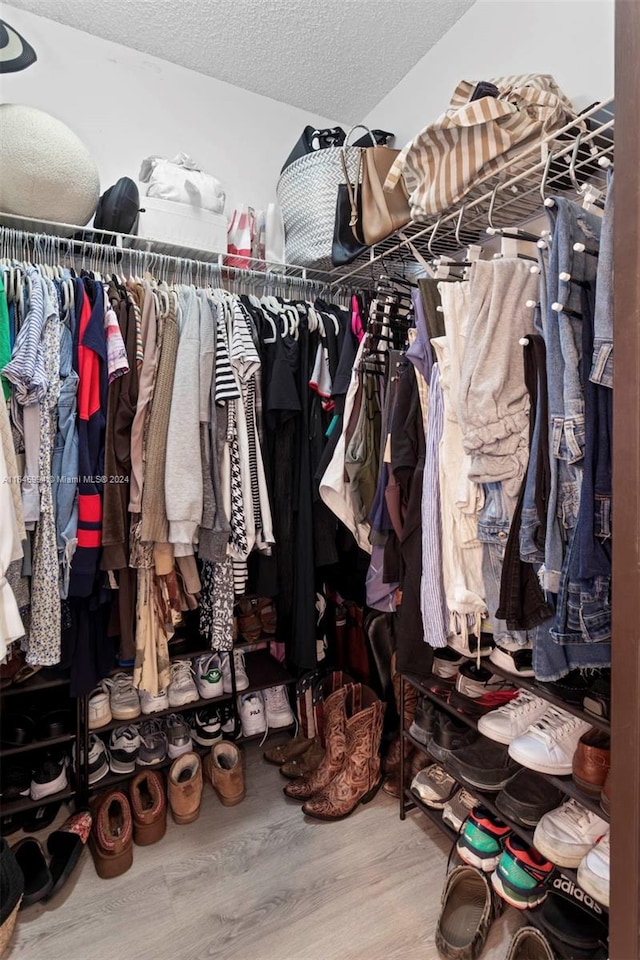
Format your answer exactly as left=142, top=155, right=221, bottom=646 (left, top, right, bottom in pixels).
left=398, top=665, right=610, bottom=909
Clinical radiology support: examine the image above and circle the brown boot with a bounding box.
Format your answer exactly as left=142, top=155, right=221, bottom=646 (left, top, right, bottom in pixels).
left=264, top=735, right=315, bottom=766
left=279, top=739, right=324, bottom=779
left=382, top=735, right=416, bottom=799
left=283, top=685, right=350, bottom=801
left=208, top=742, right=245, bottom=806
left=89, top=790, right=133, bottom=878
left=168, top=754, right=203, bottom=824
left=302, top=685, right=384, bottom=820
left=130, top=771, right=167, bottom=844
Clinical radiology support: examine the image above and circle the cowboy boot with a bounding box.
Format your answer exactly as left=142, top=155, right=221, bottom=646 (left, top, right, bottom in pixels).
left=283, top=685, right=350, bottom=801
left=302, top=684, right=384, bottom=821
left=279, top=739, right=325, bottom=779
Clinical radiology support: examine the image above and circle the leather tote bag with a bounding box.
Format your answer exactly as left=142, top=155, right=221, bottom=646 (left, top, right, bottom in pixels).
left=360, top=138, right=411, bottom=245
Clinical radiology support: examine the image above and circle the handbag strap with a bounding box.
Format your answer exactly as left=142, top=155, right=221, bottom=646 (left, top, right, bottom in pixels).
left=340, top=149, right=362, bottom=228
left=345, top=124, right=377, bottom=147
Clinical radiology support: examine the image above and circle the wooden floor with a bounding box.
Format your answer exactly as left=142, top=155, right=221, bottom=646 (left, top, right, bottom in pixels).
left=8, top=739, right=521, bottom=960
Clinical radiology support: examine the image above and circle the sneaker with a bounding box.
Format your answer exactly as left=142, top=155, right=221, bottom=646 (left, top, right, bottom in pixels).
left=102, top=673, right=141, bottom=720
left=73, top=735, right=109, bottom=785
left=533, top=798, right=608, bottom=868
left=432, top=647, right=466, bottom=680
left=427, top=713, right=479, bottom=765
left=582, top=672, right=611, bottom=721
left=478, top=690, right=551, bottom=745
left=88, top=686, right=111, bottom=729
left=408, top=695, right=436, bottom=745
left=30, top=753, right=69, bottom=801
left=577, top=830, right=610, bottom=907
left=491, top=836, right=553, bottom=909
left=447, top=737, right=520, bottom=792
left=190, top=708, right=223, bottom=747
left=137, top=720, right=168, bottom=766
left=508, top=706, right=592, bottom=775
left=167, top=660, right=198, bottom=708
left=436, top=866, right=496, bottom=960
left=489, top=639, right=535, bottom=677
left=442, top=788, right=479, bottom=832
left=140, top=687, right=170, bottom=715
left=219, top=702, right=236, bottom=735
left=410, top=764, right=457, bottom=809
left=456, top=805, right=512, bottom=872
left=495, top=768, right=565, bottom=828
left=165, top=714, right=193, bottom=759
left=262, top=685, right=295, bottom=729
left=237, top=691, right=266, bottom=737
left=455, top=663, right=512, bottom=699
left=193, top=654, right=224, bottom=699
left=109, top=725, right=141, bottom=773
left=448, top=632, right=493, bottom=660
left=221, top=649, right=250, bottom=693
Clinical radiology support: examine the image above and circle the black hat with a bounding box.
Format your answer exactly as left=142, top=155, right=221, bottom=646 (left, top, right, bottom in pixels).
left=0, top=21, right=37, bottom=74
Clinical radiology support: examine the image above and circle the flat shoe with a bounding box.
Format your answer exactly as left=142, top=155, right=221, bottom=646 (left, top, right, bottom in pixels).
left=21, top=801, right=63, bottom=834
left=11, top=838, right=53, bottom=907
left=46, top=811, right=92, bottom=899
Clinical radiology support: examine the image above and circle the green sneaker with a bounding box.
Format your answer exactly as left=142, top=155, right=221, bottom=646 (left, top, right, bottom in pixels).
left=456, top=805, right=511, bottom=872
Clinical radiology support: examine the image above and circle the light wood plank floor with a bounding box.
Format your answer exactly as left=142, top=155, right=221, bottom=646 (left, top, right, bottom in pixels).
left=8, top=739, right=521, bottom=960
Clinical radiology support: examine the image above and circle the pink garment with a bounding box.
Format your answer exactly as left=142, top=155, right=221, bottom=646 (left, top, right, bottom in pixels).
left=351, top=295, right=364, bottom=342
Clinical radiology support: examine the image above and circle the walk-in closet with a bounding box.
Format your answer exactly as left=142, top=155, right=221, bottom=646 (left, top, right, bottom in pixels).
left=0, top=1, right=637, bottom=958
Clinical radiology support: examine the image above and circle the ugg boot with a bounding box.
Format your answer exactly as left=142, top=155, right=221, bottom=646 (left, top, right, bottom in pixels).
left=130, top=770, right=167, bottom=844
left=283, top=685, right=350, bottom=801
left=279, top=739, right=324, bottom=779
left=302, top=685, right=384, bottom=820
left=168, top=753, right=203, bottom=824
left=89, top=791, right=133, bottom=878
left=207, top=742, right=245, bottom=806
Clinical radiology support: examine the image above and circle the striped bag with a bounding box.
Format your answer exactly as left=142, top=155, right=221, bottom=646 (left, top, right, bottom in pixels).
left=384, top=74, right=578, bottom=220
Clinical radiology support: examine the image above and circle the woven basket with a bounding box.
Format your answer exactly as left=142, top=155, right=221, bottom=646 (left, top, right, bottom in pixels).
left=0, top=898, right=21, bottom=957
left=277, top=145, right=364, bottom=270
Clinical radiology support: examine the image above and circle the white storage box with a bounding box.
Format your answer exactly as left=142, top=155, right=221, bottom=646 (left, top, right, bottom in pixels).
left=138, top=195, right=227, bottom=254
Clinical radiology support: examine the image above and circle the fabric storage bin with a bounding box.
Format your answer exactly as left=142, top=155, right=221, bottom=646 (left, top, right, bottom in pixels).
left=138, top=196, right=227, bottom=253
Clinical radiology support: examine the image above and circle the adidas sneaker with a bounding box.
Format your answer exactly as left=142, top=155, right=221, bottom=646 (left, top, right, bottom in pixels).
left=193, top=654, right=224, bottom=699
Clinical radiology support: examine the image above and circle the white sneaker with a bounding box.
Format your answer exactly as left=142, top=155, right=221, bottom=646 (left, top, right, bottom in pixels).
left=507, top=706, right=592, bottom=775
left=140, top=687, right=170, bottom=715
left=193, top=654, right=224, bottom=699
left=102, top=672, right=141, bottom=720
left=221, top=649, right=250, bottom=693
left=168, top=660, right=198, bottom=707
left=237, top=691, right=266, bottom=737
left=442, top=788, right=479, bottom=832
left=533, top=798, right=608, bottom=868
left=478, top=690, right=551, bottom=745
left=577, top=830, right=610, bottom=907
left=262, top=685, right=295, bottom=729
left=109, top=725, right=141, bottom=773
left=88, top=686, right=111, bottom=729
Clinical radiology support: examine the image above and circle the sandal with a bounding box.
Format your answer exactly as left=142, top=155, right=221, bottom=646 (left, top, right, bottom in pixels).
left=46, top=811, right=92, bottom=900
left=11, top=838, right=53, bottom=907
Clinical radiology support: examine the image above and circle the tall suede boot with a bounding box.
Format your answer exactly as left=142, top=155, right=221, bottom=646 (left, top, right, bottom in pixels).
left=283, top=685, right=351, bottom=801
left=302, top=684, right=384, bottom=821
left=383, top=653, right=418, bottom=798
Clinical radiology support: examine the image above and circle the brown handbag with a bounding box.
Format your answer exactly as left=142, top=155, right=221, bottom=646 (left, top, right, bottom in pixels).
left=360, top=141, right=411, bottom=245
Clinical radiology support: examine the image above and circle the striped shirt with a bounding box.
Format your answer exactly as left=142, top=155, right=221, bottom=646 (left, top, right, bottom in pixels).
left=214, top=299, right=240, bottom=404
left=385, top=74, right=577, bottom=220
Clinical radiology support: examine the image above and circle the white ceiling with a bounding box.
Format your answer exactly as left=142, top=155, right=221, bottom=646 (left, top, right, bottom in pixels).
left=6, top=0, right=477, bottom=121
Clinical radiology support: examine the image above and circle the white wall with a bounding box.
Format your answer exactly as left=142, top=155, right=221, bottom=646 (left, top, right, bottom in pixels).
left=0, top=4, right=344, bottom=214
left=364, top=0, right=614, bottom=146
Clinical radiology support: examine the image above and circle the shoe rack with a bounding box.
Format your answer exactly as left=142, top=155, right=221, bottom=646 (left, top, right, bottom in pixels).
left=398, top=662, right=610, bottom=919
left=0, top=671, right=82, bottom=819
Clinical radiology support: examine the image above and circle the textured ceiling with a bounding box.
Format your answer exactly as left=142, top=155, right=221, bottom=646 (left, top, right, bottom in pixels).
left=6, top=0, right=477, bottom=121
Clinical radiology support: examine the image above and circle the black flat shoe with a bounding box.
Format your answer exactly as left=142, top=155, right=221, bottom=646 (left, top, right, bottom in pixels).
left=11, top=838, right=53, bottom=907
left=21, top=801, right=63, bottom=834
left=1, top=713, right=36, bottom=748
left=46, top=811, right=92, bottom=900
left=38, top=710, right=73, bottom=740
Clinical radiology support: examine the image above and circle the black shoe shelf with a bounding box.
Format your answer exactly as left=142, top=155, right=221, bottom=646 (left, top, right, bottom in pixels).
left=399, top=662, right=610, bottom=914
left=0, top=670, right=81, bottom=818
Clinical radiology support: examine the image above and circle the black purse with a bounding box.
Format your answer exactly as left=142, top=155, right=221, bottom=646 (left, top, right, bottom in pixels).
left=331, top=150, right=368, bottom=267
